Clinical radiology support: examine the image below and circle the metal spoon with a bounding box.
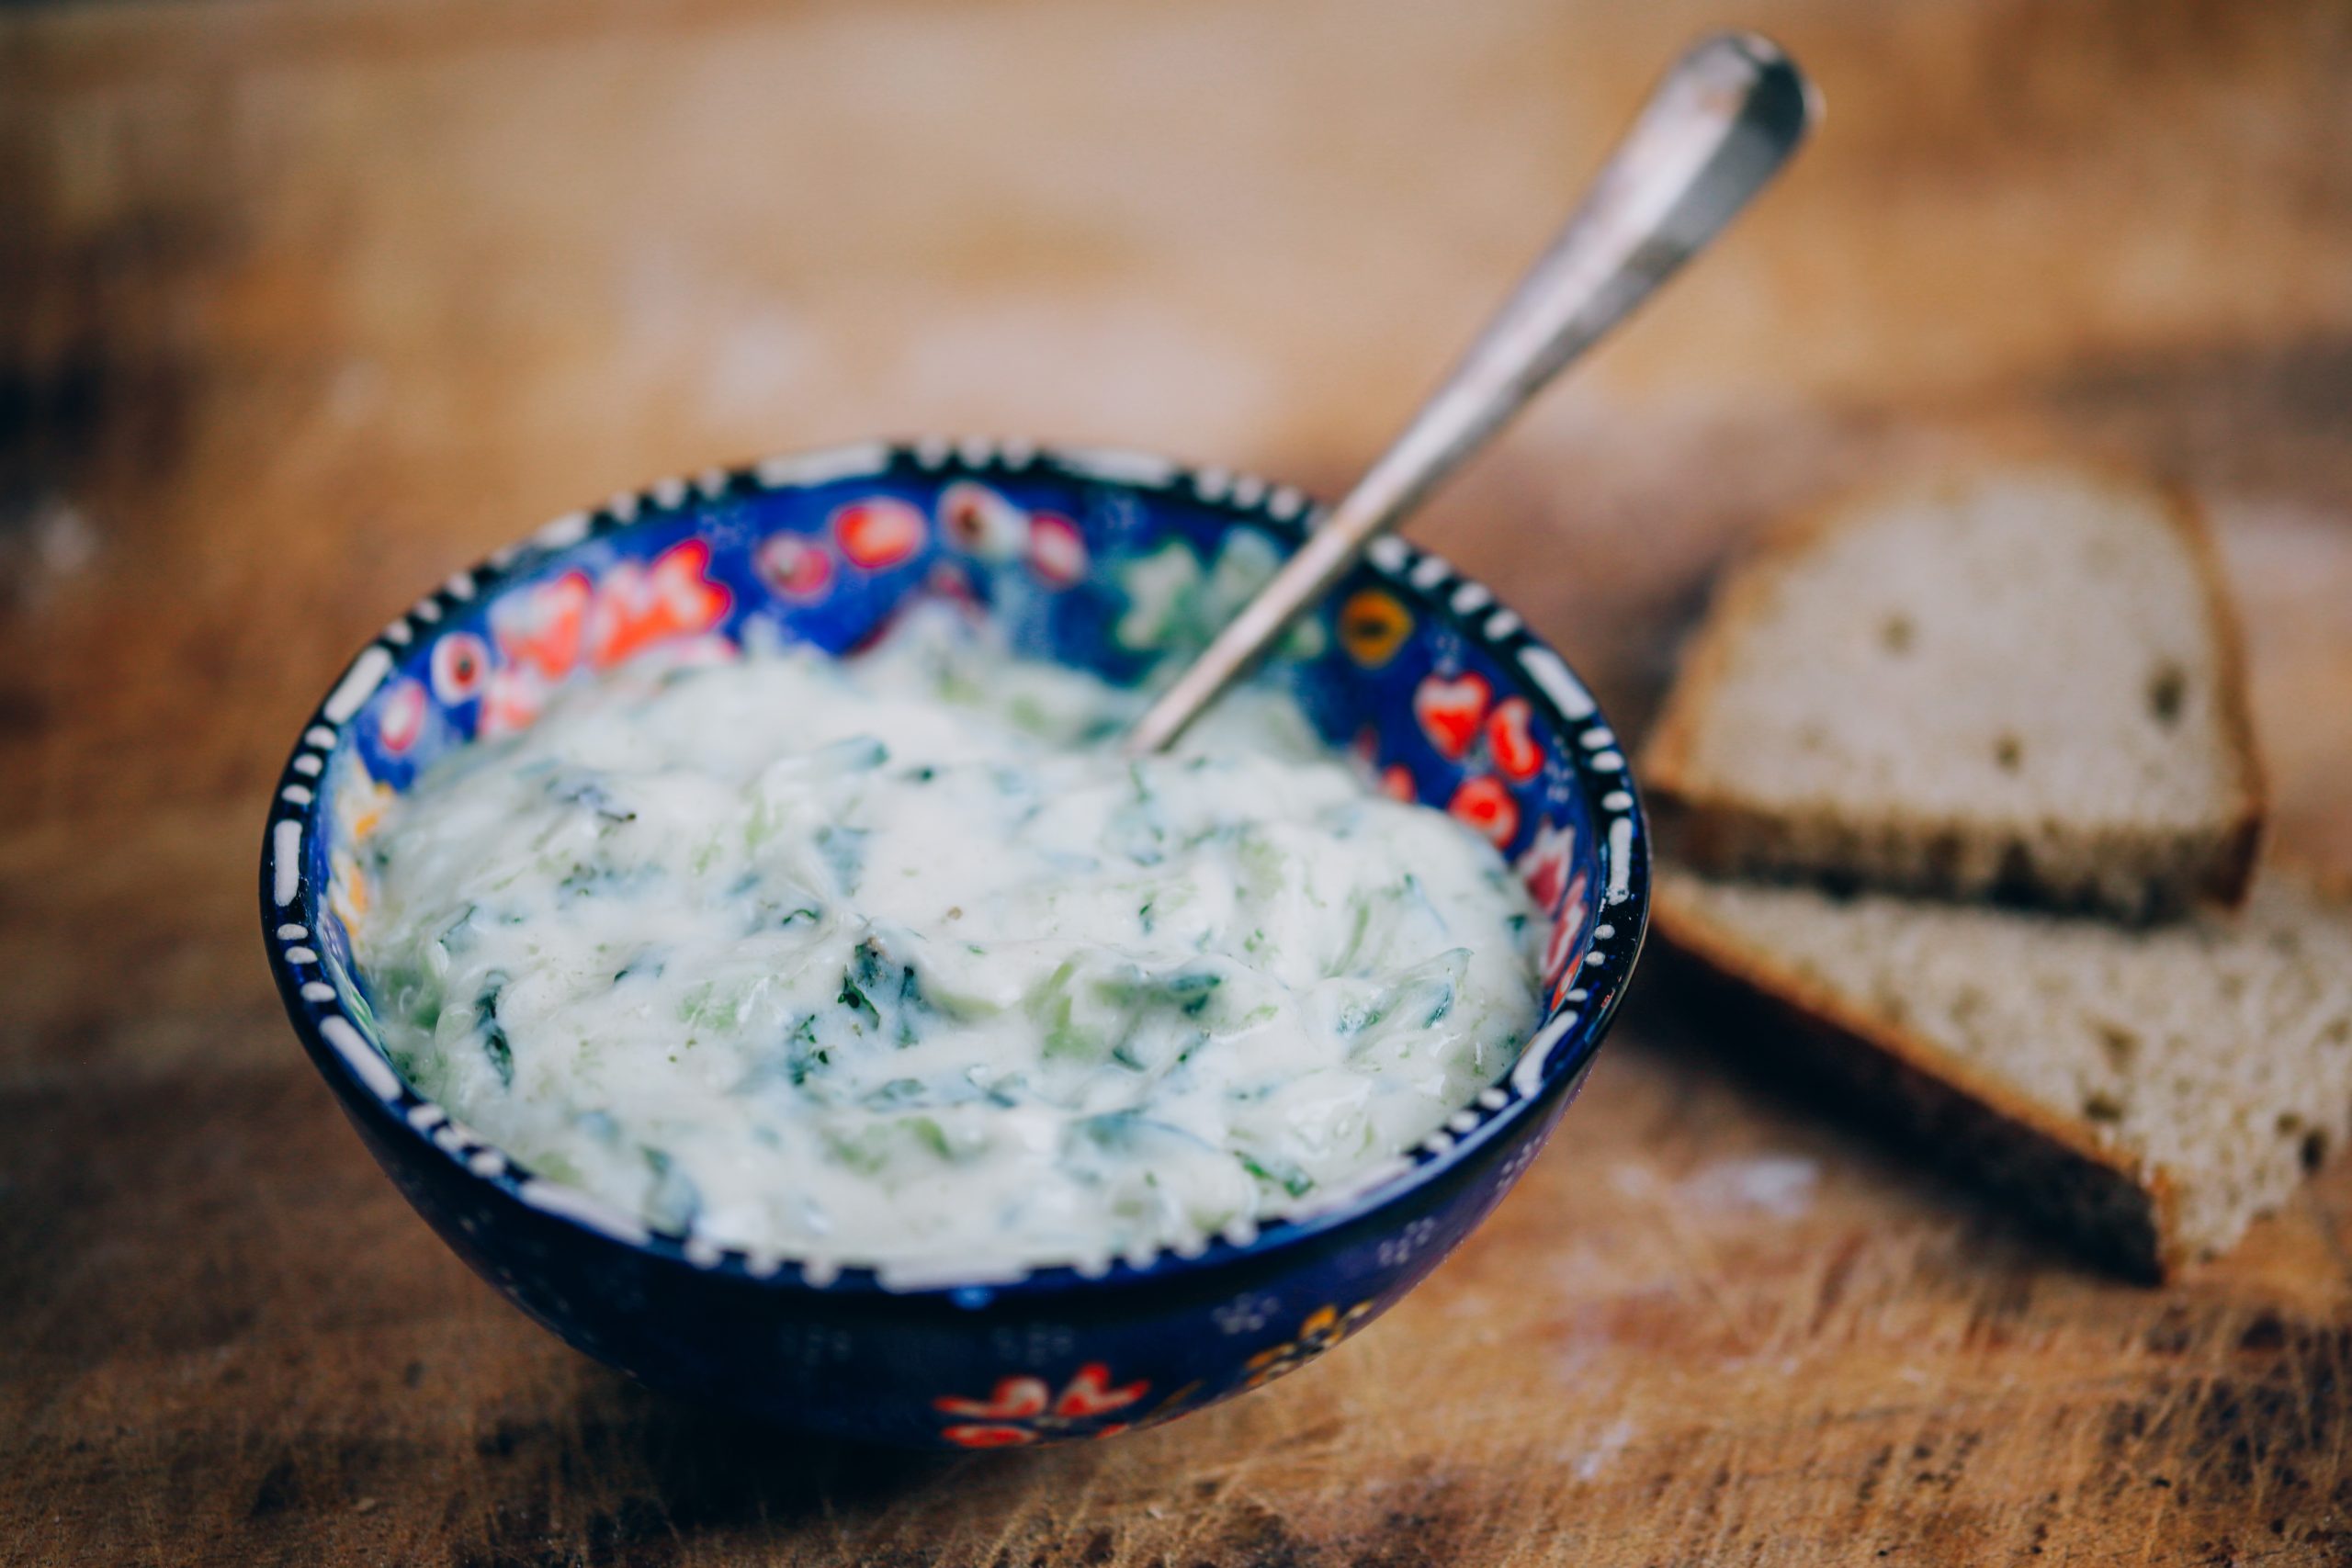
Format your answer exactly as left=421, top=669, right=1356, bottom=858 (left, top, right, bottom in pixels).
left=1125, top=32, right=1817, bottom=755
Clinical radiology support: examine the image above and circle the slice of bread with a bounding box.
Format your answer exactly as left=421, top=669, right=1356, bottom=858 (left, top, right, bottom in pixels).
left=1652, top=867, right=2352, bottom=1278
left=1643, top=465, right=2265, bottom=919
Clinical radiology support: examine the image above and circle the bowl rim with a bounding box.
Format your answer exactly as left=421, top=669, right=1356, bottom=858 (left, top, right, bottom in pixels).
left=259, top=436, right=1650, bottom=1302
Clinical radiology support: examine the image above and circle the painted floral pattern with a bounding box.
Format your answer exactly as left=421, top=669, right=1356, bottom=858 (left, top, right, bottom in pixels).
left=1515, top=821, right=1591, bottom=1005
left=1517, top=821, right=1579, bottom=915
left=1242, top=1301, right=1375, bottom=1390
left=1412, top=671, right=1491, bottom=760
left=933, top=1362, right=1151, bottom=1448
left=1388, top=664, right=1554, bottom=852
left=1336, top=588, right=1413, bottom=669
left=1483, top=696, right=1543, bottom=783
left=376, top=678, right=428, bottom=757
left=1446, top=774, right=1521, bottom=848
left=939, top=480, right=1028, bottom=560
left=429, top=631, right=492, bottom=706
left=384, top=537, right=746, bottom=741
left=753, top=532, right=833, bottom=602
left=832, top=497, right=927, bottom=570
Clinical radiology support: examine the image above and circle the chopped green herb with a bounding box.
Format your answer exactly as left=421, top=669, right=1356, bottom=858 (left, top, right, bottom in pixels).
left=476, top=977, right=514, bottom=1088
left=783, top=1017, right=829, bottom=1086
left=1237, top=1153, right=1317, bottom=1198
left=679, top=980, right=744, bottom=1031
left=896, top=964, right=928, bottom=1045
left=1027, top=961, right=1095, bottom=1062
left=838, top=970, right=880, bottom=1029
left=906, top=1115, right=953, bottom=1160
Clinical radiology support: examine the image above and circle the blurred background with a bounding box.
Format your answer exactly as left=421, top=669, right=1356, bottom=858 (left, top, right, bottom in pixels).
left=7, top=1, right=2352, bottom=1562
left=7, top=3, right=2351, bottom=834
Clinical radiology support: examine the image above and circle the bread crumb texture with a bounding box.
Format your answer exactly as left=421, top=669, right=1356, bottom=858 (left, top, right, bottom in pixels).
left=1647, top=466, right=2259, bottom=917
left=1657, top=869, right=2352, bottom=1264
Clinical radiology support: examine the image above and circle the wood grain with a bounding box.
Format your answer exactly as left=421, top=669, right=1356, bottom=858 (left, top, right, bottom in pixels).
left=6, top=0, right=2352, bottom=1562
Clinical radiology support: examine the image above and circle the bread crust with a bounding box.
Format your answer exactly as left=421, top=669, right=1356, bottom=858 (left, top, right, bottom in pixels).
left=2152, top=477, right=2267, bottom=908
left=1641, top=460, right=2267, bottom=920
left=1650, top=874, right=2186, bottom=1280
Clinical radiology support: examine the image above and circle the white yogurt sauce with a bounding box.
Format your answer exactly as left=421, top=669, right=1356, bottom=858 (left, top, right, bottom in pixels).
left=356, top=610, right=1542, bottom=1278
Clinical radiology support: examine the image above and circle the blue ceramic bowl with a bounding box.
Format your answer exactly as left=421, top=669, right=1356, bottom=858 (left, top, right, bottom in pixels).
left=260, top=439, right=1647, bottom=1448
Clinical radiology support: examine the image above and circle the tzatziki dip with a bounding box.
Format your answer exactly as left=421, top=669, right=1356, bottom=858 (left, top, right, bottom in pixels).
left=356, top=610, right=1543, bottom=1280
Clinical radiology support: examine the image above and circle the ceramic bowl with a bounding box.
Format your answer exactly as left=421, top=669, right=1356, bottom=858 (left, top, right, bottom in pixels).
left=260, top=439, right=1648, bottom=1448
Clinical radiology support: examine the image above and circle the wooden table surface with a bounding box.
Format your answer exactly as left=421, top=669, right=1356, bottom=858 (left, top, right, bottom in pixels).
left=8, top=1, right=2352, bottom=1562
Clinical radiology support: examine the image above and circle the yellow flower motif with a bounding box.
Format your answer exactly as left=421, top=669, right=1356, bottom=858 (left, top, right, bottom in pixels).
left=1335, top=590, right=1413, bottom=669
left=329, top=849, right=371, bottom=934
left=1241, top=1301, right=1375, bottom=1390
left=322, top=761, right=391, bottom=936
left=343, top=778, right=396, bottom=842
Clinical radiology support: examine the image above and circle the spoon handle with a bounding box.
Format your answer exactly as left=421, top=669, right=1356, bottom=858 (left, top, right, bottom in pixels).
left=1125, top=32, right=1817, bottom=755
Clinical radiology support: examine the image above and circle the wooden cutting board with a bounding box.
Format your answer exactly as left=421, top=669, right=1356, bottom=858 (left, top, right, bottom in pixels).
left=7, top=1, right=2352, bottom=1561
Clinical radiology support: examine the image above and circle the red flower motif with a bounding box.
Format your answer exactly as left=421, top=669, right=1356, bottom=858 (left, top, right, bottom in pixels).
left=940, top=1422, right=1038, bottom=1449
left=478, top=666, right=548, bottom=738
left=934, top=1363, right=1148, bottom=1448
left=587, top=539, right=732, bottom=671
left=935, top=1373, right=1050, bottom=1422
left=1448, top=774, right=1520, bottom=848
left=939, top=481, right=1029, bottom=561
left=1053, top=1362, right=1148, bottom=1417
left=1413, top=671, right=1491, bottom=761
left=376, top=678, right=427, bottom=755
left=924, top=559, right=981, bottom=605
left=1484, top=697, right=1544, bottom=783
left=833, top=497, right=928, bottom=570
left=1380, top=764, right=1418, bottom=803
left=1544, top=868, right=1591, bottom=987
left=429, top=632, right=491, bottom=705
left=1027, top=513, right=1088, bottom=587
left=492, top=569, right=592, bottom=682
left=754, top=533, right=834, bottom=602
left=1516, top=821, right=1578, bottom=914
